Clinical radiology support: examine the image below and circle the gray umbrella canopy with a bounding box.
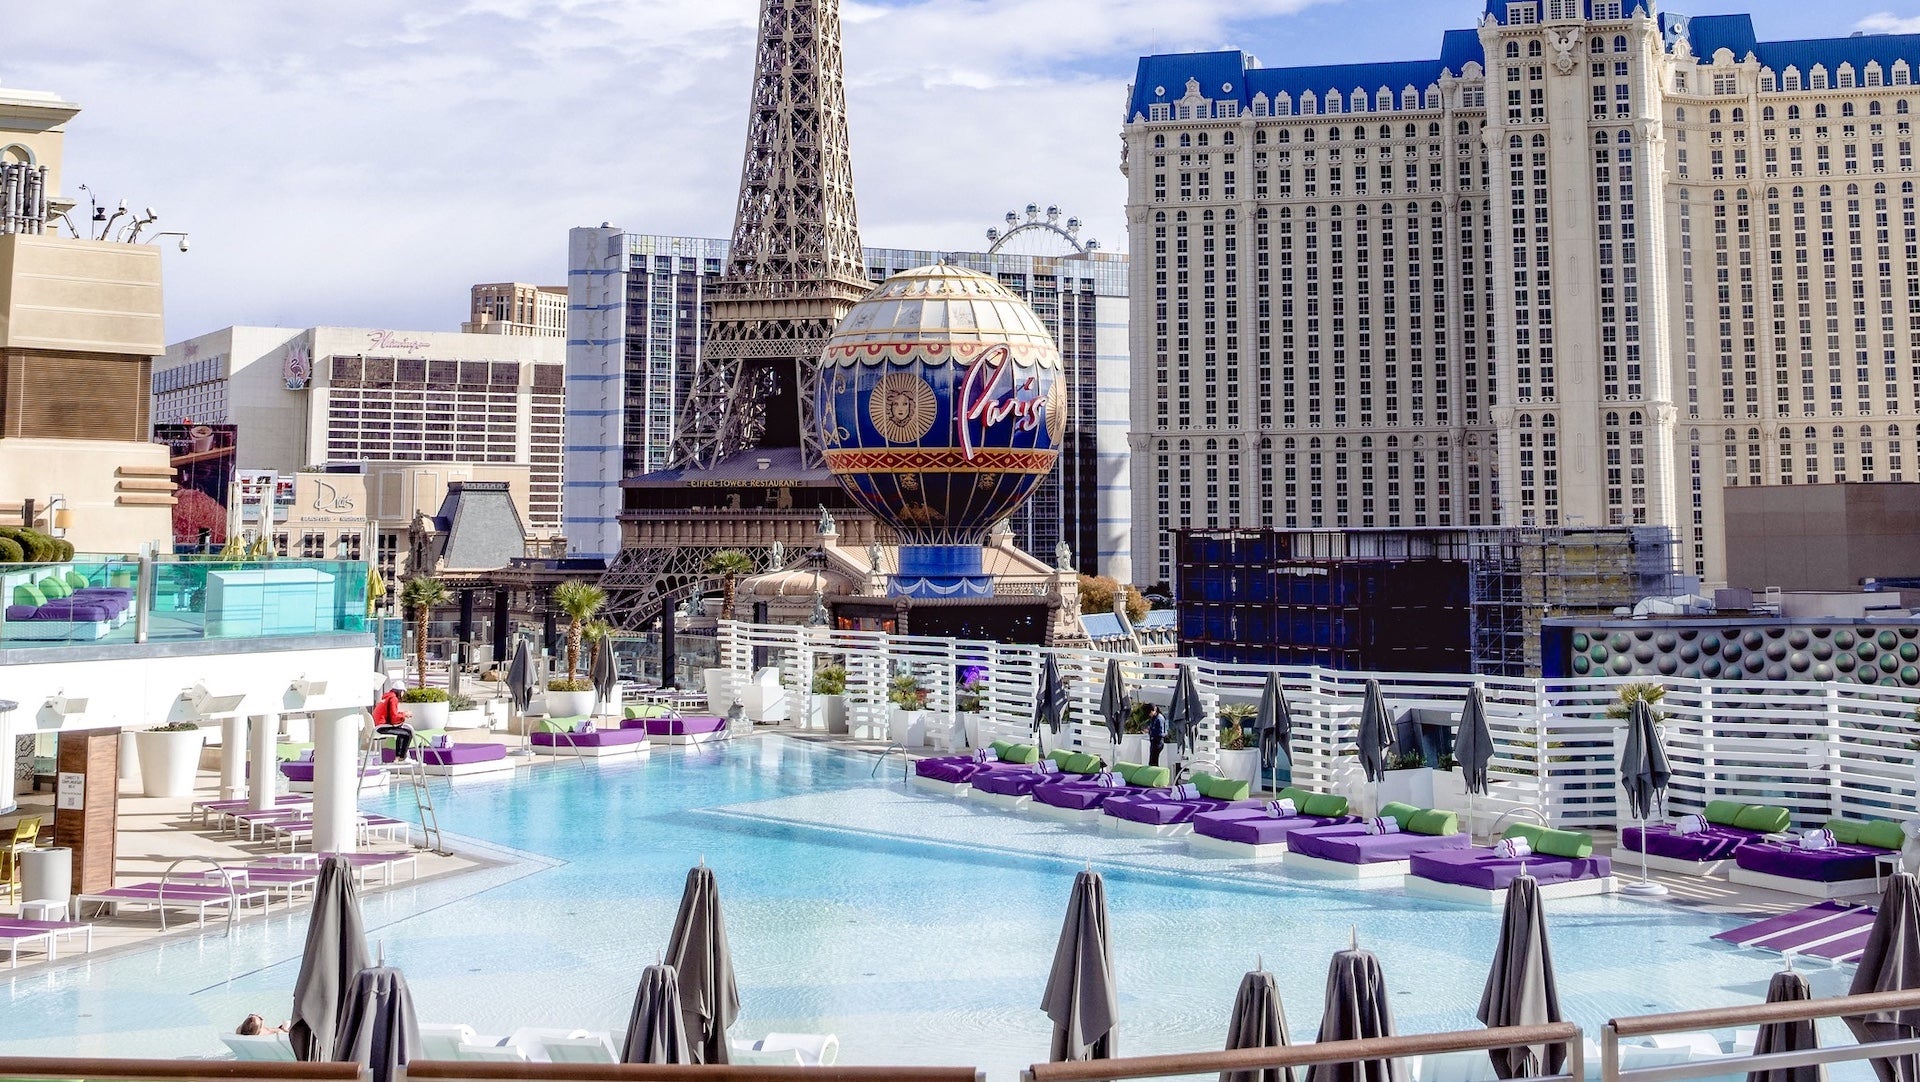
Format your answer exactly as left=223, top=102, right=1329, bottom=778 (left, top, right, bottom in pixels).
left=1456, top=685, right=1496, bottom=798
left=333, top=966, right=419, bottom=1082
left=664, top=865, right=741, bottom=1064
left=1357, top=680, right=1396, bottom=784
left=1476, top=874, right=1565, bottom=1079
left=1223, top=968, right=1296, bottom=1082
left=591, top=634, right=617, bottom=702
left=1168, top=664, right=1204, bottom=755
left=1034, top=652, right=1069, bottom=741
left=1256, top=673, right=1295, bottom=778
left=506, top=638, right=534, bottom=714
left=1846, top=872, right=1920, bottom=1082
left=1304, top=947, right=1404, bottom=1082
left=1749, top=968, right=1823, bottom=1082
left=289, top=856, right=372, bottom=1062
left=1042, top=869, right=1118, bottom=1061
left=1100, top=657, right=1130, bottom=745
left=1618, top=698, right=1671, bottom=821
left=622, top=963, right=694, bottom=1065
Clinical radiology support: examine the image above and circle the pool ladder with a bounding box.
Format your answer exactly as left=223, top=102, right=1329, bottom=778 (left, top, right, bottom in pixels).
left=872, top=742, right=911, bottom=782
left=155, top=856, right=243, bottom=935
left=396, top=755, right=446, bottom=855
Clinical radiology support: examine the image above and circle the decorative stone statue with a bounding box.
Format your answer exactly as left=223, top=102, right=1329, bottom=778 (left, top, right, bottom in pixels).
left=769, top=540, right=785, bottom=568
left=818, top=506, right=838, bottom=536
left=1054, top=541, right=1073, bottom=569
left=868, top=542, right=884, bottom=573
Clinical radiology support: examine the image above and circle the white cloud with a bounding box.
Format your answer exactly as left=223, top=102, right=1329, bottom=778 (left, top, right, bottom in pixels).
left=2, top=0, right=1326, bottom=338
left=1856, top=12, right=1920, bottom=33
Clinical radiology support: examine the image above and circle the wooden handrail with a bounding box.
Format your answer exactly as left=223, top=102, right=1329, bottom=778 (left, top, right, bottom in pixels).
left=1607, top=987, right=1920, bottom=1038
left=406, top=1063, right=982, bottom=1082
left=1025, top=1022, right=1582, bottom=1082
left=0, top=1060, right=361, bottom=1081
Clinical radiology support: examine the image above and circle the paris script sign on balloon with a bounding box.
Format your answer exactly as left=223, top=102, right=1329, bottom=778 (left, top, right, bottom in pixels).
left=956, top=344, right=1050, bottom=462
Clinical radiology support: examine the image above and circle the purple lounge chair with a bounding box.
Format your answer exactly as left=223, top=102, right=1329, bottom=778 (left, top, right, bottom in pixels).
left=1101, top=790, right=1241, bottom=834
left=971, top=766, right=1105, bottom=802
left=1620, top=822, right=1765, bottom=868
left=1032, top=775, right=1155, bottom=814
left=530, top=727, right=650, bottom=756
left=912, top=755, right=1021, bottom=786
left=1731, top=841, right=1891, bottom=897
left=1406, top=847, right=1614, bottom=902
left=1190, top=807, right=1363, bottom=858
left=632, top=714, right=727, bottom=744
left=1284, top=822, right=1472, bottom=877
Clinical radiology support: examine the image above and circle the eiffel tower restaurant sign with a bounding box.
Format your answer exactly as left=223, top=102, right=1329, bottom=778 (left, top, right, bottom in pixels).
left=816, top=265, right=1063, bottom=597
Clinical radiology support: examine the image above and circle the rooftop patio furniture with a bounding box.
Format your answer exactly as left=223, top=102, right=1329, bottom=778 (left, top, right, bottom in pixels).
left=220, top=1032, right=296, bottom=1061
left=1030, top=762, right=1174, bottom=822
left=732, top=1032, right=840, bottom=1067
left=626, top=713, right=728, bottom=745
left=76, top=881, right=271, bottom=925
left=1619, top=800, right=1791, bottom=877
left=970, top=750, right=1109, bottom=807
left=1729, top=816, right=1908, bottom=898
left=190, top=794, right=308, bottom=829
left=1404, top=823, right=1615, bottom=905
left=1101, top=772, right=1255, bottom=836
left=0, top=916, right=94, bottom=967
left=1188, top=787, right=1359, bottom=860
left=1283, top=803, right=1469, bottom=878
left=530, top=726, right=651, bottom=758
left=909, top=741, right=1043, bottom=793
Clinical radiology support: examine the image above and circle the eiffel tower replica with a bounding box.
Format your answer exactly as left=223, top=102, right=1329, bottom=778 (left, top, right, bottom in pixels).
left=601, top=0, right=885, bottom=633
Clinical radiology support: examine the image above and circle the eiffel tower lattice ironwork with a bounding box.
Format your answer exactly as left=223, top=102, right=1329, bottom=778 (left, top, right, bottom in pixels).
left=670, top=0, right=871, bottom=470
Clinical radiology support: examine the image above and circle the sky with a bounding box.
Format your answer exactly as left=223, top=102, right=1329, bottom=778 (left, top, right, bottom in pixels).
left=10, top=0, right=1920, bottom=340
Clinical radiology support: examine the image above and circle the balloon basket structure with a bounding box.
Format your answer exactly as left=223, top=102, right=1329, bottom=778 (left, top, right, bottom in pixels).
left=888, top=545, right=994, bottom=599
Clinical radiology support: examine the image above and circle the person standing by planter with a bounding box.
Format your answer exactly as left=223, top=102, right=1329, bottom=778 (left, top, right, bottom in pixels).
left=373, top=683, right=416, bottom=761
left=1145, top=703, right=1168, bottom=766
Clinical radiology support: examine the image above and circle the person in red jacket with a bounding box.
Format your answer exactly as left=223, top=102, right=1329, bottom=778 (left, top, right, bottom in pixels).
left=372, top=684, right=416, bottom=761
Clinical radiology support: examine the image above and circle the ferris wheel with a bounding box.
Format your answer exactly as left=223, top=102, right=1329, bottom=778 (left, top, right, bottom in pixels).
left=985, top=204, right=1101, bottom=258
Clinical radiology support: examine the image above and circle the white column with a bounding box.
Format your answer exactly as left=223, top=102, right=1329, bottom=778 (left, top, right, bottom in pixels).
left=311, top=707, right=363, bottom=855
left=219, top=715, right=247, bottom=801
left=0, top=707, right=17, bottom=815
left=248, top=712, right=279, bottom=812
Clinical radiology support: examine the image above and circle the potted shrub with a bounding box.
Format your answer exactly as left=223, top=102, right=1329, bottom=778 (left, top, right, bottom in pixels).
left=445, top=692, right=485, bottom=730
left=955, top=666, right=989, bottom=748
left=809, top=663, right=849, bottom=734
left=887, top=670, right=930, bottom=745
left=134, top=721, right=205, bottom=798
left=547, top=677, right=596, bottom=720
left=400, top=575, right=450, bottom=685
left=1215, top=704, right=1261, bottom=787
left=1377, top=749, right=1437, bottom=809
left=402, top=687, right=451, bottom=729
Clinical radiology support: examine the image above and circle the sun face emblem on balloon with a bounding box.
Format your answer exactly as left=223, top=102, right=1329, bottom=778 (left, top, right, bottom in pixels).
left=869, top=371, right=937, bottom=444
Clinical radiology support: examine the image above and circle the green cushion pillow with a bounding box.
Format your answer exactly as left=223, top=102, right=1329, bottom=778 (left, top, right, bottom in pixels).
left=1732, top=804, right=1791, bottom=833
left=1533, top=827, right=1594, bottom=859
left=1824, top=818, right=1863, bottom=845
left=624, top=704, right=671, bottom=719
left=1062, top=752, right=1104, bottom=775
left=1503, top=823, right=1546, bottom=846
left=12, top=583, right=44, bottom=607
left=1858, top=819, right=1906, bottom=851
left=35, top=576, right=68, bottom=600
left=1301, top=792, right=1349, bottom=817
left=996, top=743, right=1040, bottom=764
left=64, top=570, right=87, bottom=591
left=1192, top=773, right=1252, bottom=801
left=1378, top=801, right=1422, bottom=829
left=1278, top=786, right=1316, bottom=808
left=1047, top=749, right=1076, bottom=767
left=534, top=718, right=574, bottom=734
left=1121, top=763, right=1172, bottom=788
left=1702, top=800, right=1748, bottom=827
left=1406, top=809, right=1459, bottom=836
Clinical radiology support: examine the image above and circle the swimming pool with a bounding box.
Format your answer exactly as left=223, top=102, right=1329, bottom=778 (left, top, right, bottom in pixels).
left=0, top=738, right=1861, bottom=1076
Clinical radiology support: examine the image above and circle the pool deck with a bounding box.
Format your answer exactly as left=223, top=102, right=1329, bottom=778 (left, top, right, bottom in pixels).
left=0, top=712, right=1859, bottom=971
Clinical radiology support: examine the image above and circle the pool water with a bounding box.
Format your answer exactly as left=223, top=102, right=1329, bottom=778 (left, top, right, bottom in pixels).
left=0, top=738, right=1860, bottom=1076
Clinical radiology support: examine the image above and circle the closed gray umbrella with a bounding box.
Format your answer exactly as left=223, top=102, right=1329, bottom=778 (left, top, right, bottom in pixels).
left=333, top=966, right=418, bottom=1082
left=664, top=865, right=741, bottom=1064
left=592, top=633, right=617, bottom=704
left=1357, top=680, right=1395, bottom=784
left=1033, top=652, right=1069, bottom=746
left=1168, top=663, right=1204, bottom=755
left=622, top=963, right=693, bottom=1064
left=1476, top=873, right=1564, bottom=1079
left=1304, top=946, right=1403, bottom=1082
left=1750, top=967, right=1823, bottom=1082
left=1256, top=673, right=1294, bottom=790
left=289, top=856, right=371, bottom=1062
left=1042, top=869, right=1118, bottom=1061
left=1456, top=686, right=1494, bottom=797
left=1223, top=967, right=1295, bottom=1082
left=1100, top=656, right=1130, bottom=746
left=506, top=638, right=534, bottom=717
left=1619, top=698, right=1670, bottom=821
left=1846, top=872, right=1920, bottom=1082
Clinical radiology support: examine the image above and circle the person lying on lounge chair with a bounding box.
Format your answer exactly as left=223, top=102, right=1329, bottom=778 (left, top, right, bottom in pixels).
left=238, top=1014, right=289, bottom=1035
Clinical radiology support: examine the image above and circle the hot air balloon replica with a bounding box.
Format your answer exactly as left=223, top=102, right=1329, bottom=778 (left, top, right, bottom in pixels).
left=816, top=265, right=1064, bottom=598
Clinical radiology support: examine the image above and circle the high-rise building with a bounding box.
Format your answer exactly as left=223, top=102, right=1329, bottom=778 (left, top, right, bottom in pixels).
left=464, top=282, right=568, bottom=337
left=154, top=326, right=566, bottom=531
left=1125, top=2, right=1920, bottom=593
left=564, top=228, right=1133, bottom=576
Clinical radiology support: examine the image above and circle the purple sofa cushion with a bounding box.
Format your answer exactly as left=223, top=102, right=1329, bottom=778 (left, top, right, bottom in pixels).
left=1734, top=841, right=1883, bottom=882
left=417, top=742, right=507, bottom=766
left=640, top=714, right=727, bottom=736
left=1621, top=823, right=1765, bottom=862
left=1101, top=792, right=1231, bottom=825
left=29, top=601, right=114, bottom=622
left=913, top=757, right=1027, bottom=784
left=4, top=605, right=37, bottom=620
left=1193, top=807, right=1362, bottom=845
left=1409, top=848, right=1612, bottom=889
left=1034, top=779, right=1144, bottom=811
left=531, top=728, right=648, bottom=748
left=1289, top=823, right=1471, bottom=863
left=279, top=761, right=380, bottom=782
left=972, top=769, right=1104, bottom=797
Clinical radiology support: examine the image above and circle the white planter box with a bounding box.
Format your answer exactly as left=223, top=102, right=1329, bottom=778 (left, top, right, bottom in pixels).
left=1377, top=767, right=1437, bottom=810
left=958, top=712, right=986, bottom=749
left=446, top=709, right=486, bottom=730
left=888, top=708, right=927, bottom=746
left=809, top=694, right=848, bottom=733
left=1217, top=748, right=1261, bottom=788
left=18, top=846, right=70, bottom=904
left=1117, top=733, right=1150, bottom=765
left=406, top=700, right=451, bottom=729
left=703, top=668, right=737, bottom=715
left=135, top=728, right=206, bottom=798
left=1432, top=768, right=1469, bottom=810
left=546, top=690, right=596, bottom=718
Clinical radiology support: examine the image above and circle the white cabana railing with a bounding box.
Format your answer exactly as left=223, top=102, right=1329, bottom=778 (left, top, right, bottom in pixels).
left=719, top=621, right=1920, bottom=830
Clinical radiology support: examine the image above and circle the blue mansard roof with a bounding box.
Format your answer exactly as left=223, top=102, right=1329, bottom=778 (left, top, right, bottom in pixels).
left=1128, top=42, right=1484, bottom=120
left=1674, top=12, right=1920, bottom=75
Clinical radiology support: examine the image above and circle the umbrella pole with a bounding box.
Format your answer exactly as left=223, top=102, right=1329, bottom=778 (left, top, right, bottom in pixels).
left=1622, top=813, right=1670, bottom=896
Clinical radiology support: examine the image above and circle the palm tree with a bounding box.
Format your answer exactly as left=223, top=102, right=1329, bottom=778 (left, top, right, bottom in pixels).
left=551, top=579, right=607, bottom=684
left=400, top=575, right=450, bottom=684
left=704, top=550, right=756, bottom=619
left=584, top=618, right=614, bottom=671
